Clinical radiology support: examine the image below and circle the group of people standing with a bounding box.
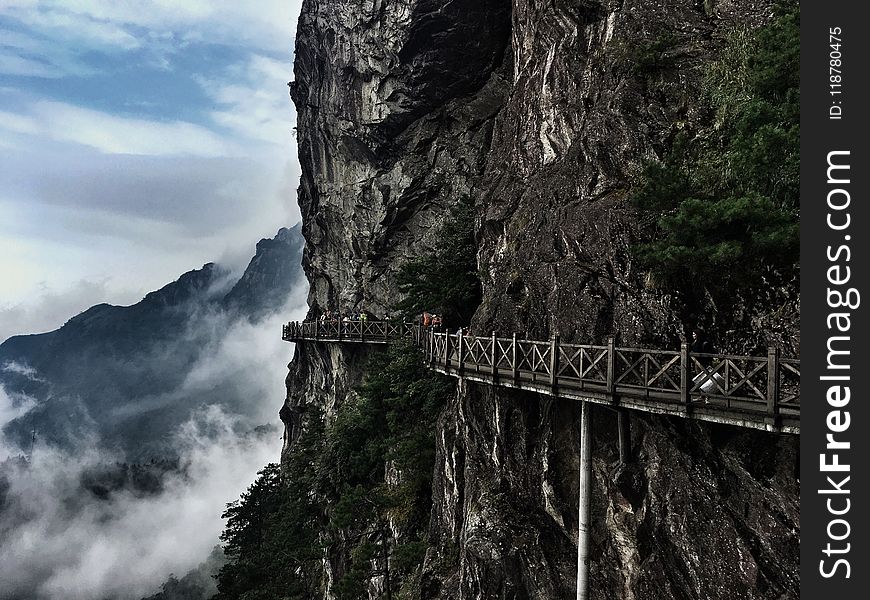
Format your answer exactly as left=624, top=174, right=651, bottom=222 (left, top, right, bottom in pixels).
left=318, top=309, right=370, bottom=324
left=420, top=312, right=443, bottom=329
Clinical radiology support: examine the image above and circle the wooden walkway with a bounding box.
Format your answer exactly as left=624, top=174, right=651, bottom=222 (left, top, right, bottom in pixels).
left=282, top=321, right=800, bottom=434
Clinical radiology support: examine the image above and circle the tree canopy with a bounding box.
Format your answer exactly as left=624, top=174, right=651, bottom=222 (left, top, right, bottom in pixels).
left=395, top=197, right=481, bottom=326
left=632, top=2, right=799, bottom=316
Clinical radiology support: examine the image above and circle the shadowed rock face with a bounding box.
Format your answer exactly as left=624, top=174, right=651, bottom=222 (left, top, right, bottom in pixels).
left=285, top=0, right=799, bottom=598
left=290, top=0, right=512, bottom=319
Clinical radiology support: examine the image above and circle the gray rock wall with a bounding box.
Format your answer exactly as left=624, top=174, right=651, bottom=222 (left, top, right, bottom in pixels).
left=283, top=0, right=799, bottom=597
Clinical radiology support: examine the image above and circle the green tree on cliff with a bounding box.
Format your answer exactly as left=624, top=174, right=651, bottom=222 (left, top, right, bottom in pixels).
left=632, top=2, right=799, bottom=315
left=215, top=343, right=451, bottom=599
left=395, top=196, right=481, bottom=326
left=325, top=341, right=452, bottom=597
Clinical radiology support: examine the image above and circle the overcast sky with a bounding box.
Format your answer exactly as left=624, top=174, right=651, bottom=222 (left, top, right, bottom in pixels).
left=0, top=1, right=305, bottom=341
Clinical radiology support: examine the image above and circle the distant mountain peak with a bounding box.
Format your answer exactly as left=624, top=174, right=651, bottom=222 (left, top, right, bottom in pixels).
left=223, top=226, right=305, bottom=318
left=0, top=226, right=305, bottom=455
left=141, top=262, right=229, bottom=309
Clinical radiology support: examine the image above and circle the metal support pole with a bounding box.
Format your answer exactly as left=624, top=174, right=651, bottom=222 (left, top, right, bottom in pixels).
left=577, top=401, right=593, bottom=600
left=617, top=409, right=631, bottom=465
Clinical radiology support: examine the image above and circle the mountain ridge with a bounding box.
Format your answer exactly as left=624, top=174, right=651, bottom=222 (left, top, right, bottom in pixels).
left=0, top=224, right=304, bottom=459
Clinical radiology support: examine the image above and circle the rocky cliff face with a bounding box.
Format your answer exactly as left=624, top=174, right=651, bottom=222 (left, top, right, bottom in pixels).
left=284, top=0, right=799, bottom=598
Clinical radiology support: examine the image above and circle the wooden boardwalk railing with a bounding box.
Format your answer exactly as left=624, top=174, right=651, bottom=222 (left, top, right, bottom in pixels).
left=282, top=321, right=799, bottom=434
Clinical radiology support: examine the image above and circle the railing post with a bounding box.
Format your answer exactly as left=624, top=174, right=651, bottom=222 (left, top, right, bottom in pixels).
left=457, top=333, right=465, bottom=375
left=492, top=332, right=499, bottom=381
left=315, top=321, right=320, bottom=341
left=444, top=333, right=451, bottom=371
left=606, top=336, right=616, bottom=401
left=512, top=333, right=519, bottom=384
left=550, top=334, right=560, bottom=393
left=767, top=346, right=781, bottom=428
left=680, top=342, right=690, bottom=409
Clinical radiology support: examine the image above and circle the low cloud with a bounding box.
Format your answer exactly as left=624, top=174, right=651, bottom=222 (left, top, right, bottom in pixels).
left=1, top=361, right=40, bottom=379
left=0, top=407, right=278, bottom=600
left=0, top=286, right=309, bottom=599
left=0, top=385, right=36, bottom=449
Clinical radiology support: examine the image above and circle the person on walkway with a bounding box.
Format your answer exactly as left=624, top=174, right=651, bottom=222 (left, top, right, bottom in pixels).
left=691, top=328, right=721, bottom=401
left=691, top=328, right=715, bottom=365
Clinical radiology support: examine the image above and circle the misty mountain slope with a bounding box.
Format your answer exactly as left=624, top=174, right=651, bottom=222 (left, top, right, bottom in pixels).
left=222, top=226, right=305, bottom=318
left=0, top=225, right=304, bottom=458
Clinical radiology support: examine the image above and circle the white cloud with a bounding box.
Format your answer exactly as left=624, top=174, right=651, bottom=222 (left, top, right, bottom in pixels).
left=0, top=278, right=143, bottom=342
left=0, top=408, right=279, bottom=600
left=13, top=7, right=141, bottom=50
left=0, top=0, right=302, bottom=315
left=197, top=54, right=295, bottom=147
left=0, top=108, right=40, bottom=134
left=0, top=101, right=239, bottom=156
left=0, top=131, right=301, bottom=316
left=0, top=383, right=37, bottom=436
left=1, top=361, right=40, bottom=378
left=0, top=27, right=97, bottom=77
left=0, top=290, right=309, bottom=599
left=0, top=53, right=61, bottom=78
left=0, top=1, right=303, bottom=62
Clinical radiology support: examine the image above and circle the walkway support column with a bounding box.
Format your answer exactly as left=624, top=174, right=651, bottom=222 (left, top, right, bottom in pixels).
left=617, top=409, right=631, bottom=464
left=577, top=401, right=593, bottom=600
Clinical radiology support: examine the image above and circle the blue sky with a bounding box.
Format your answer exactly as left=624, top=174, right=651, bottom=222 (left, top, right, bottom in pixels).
left=0, top=1, right=304, bottom=340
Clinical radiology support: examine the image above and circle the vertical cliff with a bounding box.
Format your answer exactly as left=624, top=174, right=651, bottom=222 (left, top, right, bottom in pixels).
left=282, top=1, right=799, bottom=598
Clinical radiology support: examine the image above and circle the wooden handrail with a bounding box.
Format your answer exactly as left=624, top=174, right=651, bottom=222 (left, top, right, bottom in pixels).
left=282, top=320, right=800, bottom=433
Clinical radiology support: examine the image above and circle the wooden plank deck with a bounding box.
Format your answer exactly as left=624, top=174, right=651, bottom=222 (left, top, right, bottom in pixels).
left=283, top=321, right=800, bottom=434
